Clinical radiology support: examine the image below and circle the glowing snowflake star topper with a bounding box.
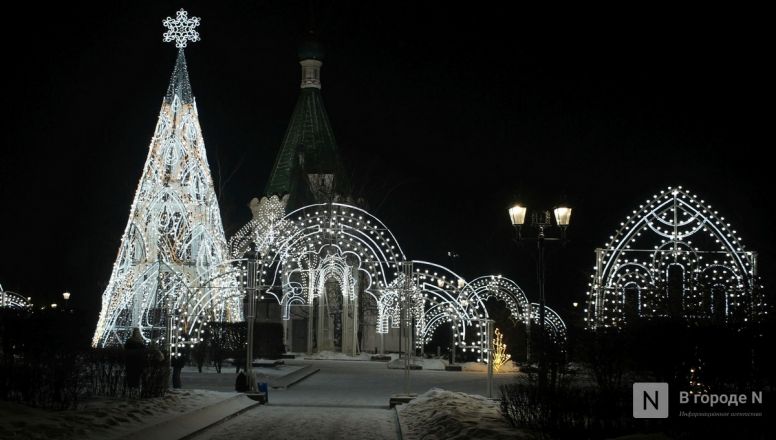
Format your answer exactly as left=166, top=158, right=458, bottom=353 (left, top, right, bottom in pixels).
left=163, top=9, right=201, bottom=49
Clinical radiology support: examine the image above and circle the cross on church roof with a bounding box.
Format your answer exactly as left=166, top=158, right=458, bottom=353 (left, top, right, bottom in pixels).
left=163, top=9, right=201, bottom=49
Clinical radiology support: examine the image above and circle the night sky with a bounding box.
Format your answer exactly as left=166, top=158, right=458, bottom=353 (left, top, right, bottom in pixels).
left=1, top=2, right=772, bottom=326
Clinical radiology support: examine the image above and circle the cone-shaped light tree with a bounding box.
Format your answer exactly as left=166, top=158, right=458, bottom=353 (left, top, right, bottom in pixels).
left=93, top=10, right=242, bottom=348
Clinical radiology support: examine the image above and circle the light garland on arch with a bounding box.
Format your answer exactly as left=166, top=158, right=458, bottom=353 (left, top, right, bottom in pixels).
left=585, top=186, right=766, bottom=329
left=0, top=284, right=32, bottom=310
left=230, top=200, right=568, bottom=361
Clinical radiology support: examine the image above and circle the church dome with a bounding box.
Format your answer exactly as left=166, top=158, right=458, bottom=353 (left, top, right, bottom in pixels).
left=298, top=33, right=325, bottom=61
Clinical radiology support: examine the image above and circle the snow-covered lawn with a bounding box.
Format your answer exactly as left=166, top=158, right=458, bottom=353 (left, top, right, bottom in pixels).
left=0, top=389, right=236, bottom=440
left=386, top=357, right=521, bottom=372
left=387, top=357, right=447, bottom=370
left=398, top=388, right=534, bottom=440
left=460, top=360, right=520, bottom=373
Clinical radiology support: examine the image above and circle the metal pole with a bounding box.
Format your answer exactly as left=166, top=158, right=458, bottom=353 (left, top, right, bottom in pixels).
left=353, top=266, right=359, bottom=356
left=451, top=317, right=456, bottom=365
left=318, top=272, right=326, bottom=351
left=487, top=319, right=494, bottom=398
left=307, top=269, right=314, bottom=354
left=168, top=314, right=173, bottom=369
left=402, top=261, right=413, bottom=395
left=246, top=256, right=258, bottom=392
left=525, top=303, right=532, bottom=363
left=537, top=229, right=546, bottom=391
left=403, top=305, right=410, bottom=394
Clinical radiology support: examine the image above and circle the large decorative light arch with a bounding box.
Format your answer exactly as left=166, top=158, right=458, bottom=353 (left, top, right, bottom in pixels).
left=412, top=268, right=566, bottom=359
left=586, top=186, right=765, bottom=329
left=230, top=201, right=406, bottom=310
left=0, top=285, right=32, bottom=310
left=230, top=199, right=568, bottom=360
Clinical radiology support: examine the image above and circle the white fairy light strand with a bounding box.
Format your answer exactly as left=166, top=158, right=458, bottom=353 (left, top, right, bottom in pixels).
left=0, top=284, right=32, bottom=309
left=229, top=200, right=568, bottom=360
left=585, top=186, right=765, bottom=329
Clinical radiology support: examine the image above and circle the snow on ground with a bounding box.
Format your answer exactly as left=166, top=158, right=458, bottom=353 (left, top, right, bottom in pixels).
left=0, top=389, right=236, bottom=440
left=301, top=350, right=399, bottom=361
left=387, top=357, right=447, bottom=370
left=398, top=388, right=534, bottom=440
left=460, top=360, right=520, bottom=373
left=197, top=405, right=397, bottom=440
left=184, top=364, right=303, bottom=377
left=386, top=357, right=521, bottom=372
left=2, top=360, right=526, bottom=439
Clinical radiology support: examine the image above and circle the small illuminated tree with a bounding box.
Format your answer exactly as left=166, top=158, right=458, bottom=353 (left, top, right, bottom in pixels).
left=492, top=327, right=511, bottom=372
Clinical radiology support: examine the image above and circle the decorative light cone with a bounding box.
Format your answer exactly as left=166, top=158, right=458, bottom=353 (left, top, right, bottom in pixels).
left=93, top=11, right=242, bottom=348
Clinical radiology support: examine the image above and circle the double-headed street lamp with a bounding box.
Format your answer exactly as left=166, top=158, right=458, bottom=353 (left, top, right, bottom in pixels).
left=508, top=203, right=571, bottom=389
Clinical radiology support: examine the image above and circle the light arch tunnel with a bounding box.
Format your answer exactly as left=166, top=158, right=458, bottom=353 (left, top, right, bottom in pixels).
left=0, top=284, right=32, bottom=309
left=586, top=186, right=766, bottom=330
left=217, top=199, right=567, bottom=361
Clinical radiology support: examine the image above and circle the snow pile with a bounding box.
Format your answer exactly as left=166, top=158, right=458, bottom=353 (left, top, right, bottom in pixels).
left=398, top=388, right=533, bottom=440
left=387, top=357, right=447, bottom=370
left=386, top=358, right=523, bottom=372
left=0, top=389, right=235, bottom=440
left=304, top=350, right=393, bottom=361
left=461, top=360, right=520, bottom=373
left=184, top=364, right=302, bottom=377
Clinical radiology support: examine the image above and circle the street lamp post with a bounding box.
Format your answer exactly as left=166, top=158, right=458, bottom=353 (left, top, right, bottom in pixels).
left=245, top=249, right=259, bottom=393
left=62, top=291, right=71, bottom=310
left=401, top=261, right=413, bottom=395
left=508, top=203, right=570, bottom=391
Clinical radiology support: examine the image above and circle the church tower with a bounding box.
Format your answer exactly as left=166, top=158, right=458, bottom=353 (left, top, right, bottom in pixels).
left=236, top=34, right=368, bottom=355
left=252, top=33, right=351, bottom=217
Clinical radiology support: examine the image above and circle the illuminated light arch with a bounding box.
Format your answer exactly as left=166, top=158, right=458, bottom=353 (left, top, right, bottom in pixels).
left=0, top=285, right=32, bottom=309
left=586, top=186, right=765, bottom=329
left=409, top=261, right=468, bottom=344
left=164, top=258, right=244, bottom=350
left=229, top=195, right=289, bottom=258
left=230, top=201, right=569, bottom=361
left=465, top=276, right=531, bottom=324
left=230, top=202, right=406, bottom=345
left=93, top=258, right=240, bottom=349
left=529, top=302, right=567, bottom=344
left=410, top=266, right=567, bottom=360
left=261, top=217, right=403, bottom=305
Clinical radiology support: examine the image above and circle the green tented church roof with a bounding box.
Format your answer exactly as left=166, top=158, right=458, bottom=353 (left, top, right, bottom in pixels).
left=264, top=38, right=350, bottom=208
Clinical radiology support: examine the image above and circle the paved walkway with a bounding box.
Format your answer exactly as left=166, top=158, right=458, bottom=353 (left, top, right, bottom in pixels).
left=103, top=358, right=525, bottom=439
left=266, top=359, right=519, bottom=406
left=184, top=359, right=521, bottom=439
left=195, top=405, right=398, bottom=440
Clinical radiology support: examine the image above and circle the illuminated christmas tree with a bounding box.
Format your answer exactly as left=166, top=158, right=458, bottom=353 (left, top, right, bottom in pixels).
left=492, top=327, right=511, bottom=372
left=93, top=10, right=242, bottom=348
